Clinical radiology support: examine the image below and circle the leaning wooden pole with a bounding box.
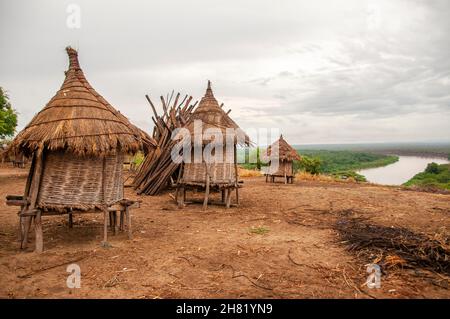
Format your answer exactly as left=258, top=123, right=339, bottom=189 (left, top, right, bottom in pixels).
left=132, top=92, right=197, bottom=195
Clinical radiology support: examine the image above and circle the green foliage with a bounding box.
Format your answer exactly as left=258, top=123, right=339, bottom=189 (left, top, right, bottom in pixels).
left=294, top=150, right=398, bottom=173
left=404, top=163, right=450, bottom=190
left=239, top=148, right=398, bottom=183
left=132, top=152, right=145, bottom=166
left=425, top=162, right=439, bottom=174
left=298, top=155, right=322, bottom=175
left=0, top=87, right=18, bottom=139
left=330, top=171, right=367, bottom=182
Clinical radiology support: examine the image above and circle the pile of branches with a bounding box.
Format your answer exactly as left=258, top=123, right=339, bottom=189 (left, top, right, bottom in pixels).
left=335, top=216, right=450, bottom=276
left=132, top=91, right=197, bottom=195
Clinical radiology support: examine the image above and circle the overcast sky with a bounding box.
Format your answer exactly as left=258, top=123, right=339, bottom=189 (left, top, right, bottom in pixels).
left=1, top=0, right=449, bottom=144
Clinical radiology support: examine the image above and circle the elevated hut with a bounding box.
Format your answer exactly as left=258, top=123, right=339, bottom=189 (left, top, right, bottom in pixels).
left=264, top=135, right=301, bottom=184
left=5, top=47, right=147, bottom=252
left=176, top=81, right=249, bottom=209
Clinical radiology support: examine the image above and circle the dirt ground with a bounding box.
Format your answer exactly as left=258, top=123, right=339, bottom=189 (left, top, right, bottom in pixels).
left=0, top=165, right=449, bottom=299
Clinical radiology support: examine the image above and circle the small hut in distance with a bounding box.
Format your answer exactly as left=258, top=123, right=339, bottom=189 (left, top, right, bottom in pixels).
left=176, top=81, right=249, bottom=209
left=5, top=47, right=147, bottom=252
left=264, top=135, right=301, bottom=184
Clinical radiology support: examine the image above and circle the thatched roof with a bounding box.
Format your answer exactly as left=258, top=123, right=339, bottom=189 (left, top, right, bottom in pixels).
left=184, top=81, right=249, bottom=146
left=265, top=135, right=301, bottom=162
left=8, top=47, right=150, bottom=157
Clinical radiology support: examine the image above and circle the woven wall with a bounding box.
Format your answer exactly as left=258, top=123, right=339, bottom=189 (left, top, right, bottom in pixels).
left=37, top=151, right=124, bottom=210
left=267, top=160, right=294, bottom=177
left=181, top=145, right=237, bottom=185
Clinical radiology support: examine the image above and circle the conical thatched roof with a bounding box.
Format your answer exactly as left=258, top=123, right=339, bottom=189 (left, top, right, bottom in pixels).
left=8, top=47, right=149, bottom=157
left=184, top=81, right=249, bottom=146
left=265, top=135, right=301, bottom=162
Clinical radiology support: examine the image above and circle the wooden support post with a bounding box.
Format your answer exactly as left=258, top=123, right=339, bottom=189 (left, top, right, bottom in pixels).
left=203, top=164, right=210, bottom=210
left=221, top=189, right=225, bottom=203
left=21, top=216, right=32, bottom=249
left=126, top=207, right=132, bottom=239
left=120, top=211, right=125, bottom=231
left=265, top=174, right=268, bottom=183
left=226, top=188, right=232, bottom=209
left=109, top=211, right=113, bottom=227
left=113, top=211, right=119, bottom=236
left=103, top=210, right=108, bottom=245
left=68, top=213, right=73, bottom=228
left=224, top=189, right=229, bottom=208
left=34, top=210, right=43, bottom=253
left=18, top=215, right=23, bottom=242
left=235, top=186, right=239, bottom=206
left=203, top=179, right=210, bottom=210
left=23, top=149, right=44, bottom=250
left=178, top=187, right=185, bottom=208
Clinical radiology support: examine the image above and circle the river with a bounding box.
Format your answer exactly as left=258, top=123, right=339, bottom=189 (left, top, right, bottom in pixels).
left=358, top=156, right=450, bottom=186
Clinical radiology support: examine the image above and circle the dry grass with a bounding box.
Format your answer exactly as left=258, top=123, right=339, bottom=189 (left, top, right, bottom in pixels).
left=238, top=167, right=263, bottom=177
left=295, top=171, right=362, bottom=183
left=295, top=171, right=335, bottom=182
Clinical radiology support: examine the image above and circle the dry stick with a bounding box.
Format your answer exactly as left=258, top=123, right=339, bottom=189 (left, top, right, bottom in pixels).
left=146, top=94, right=158, bottom=119
left=18, top=254, right=91, bottom=278
left=232, top=274, right=273, bottom=291
left=167, top=90, right=175, bottom=108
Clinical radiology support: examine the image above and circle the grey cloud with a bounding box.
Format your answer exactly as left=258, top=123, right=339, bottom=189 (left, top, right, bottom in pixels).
left=0, top=0, right=449, bottom=143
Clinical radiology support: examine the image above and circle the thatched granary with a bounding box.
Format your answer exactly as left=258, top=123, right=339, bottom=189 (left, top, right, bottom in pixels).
left=176, top=81, right=249, bottom=209
left=5, top=47, right=148, bottom=252
left=264, top=135, right=301, bottom=184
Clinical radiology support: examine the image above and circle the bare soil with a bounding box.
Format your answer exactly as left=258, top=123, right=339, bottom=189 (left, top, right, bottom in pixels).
left=0, top=165, right=449, bottom=299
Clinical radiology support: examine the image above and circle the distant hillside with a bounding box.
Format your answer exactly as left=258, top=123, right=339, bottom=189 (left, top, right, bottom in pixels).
left=404, top=163, right=450, bottom=190
left=292, top=142, right=450, bottom=159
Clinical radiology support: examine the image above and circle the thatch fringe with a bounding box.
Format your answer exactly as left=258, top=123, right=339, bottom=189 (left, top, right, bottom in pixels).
left=264, top=135, right=301, bottom=162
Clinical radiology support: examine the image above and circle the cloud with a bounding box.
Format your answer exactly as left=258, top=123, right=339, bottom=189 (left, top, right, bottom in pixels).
left=0, top=0, right=449, bottom=144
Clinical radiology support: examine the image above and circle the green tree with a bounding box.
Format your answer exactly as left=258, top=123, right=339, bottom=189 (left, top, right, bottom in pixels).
left=300, top=155, right=322, bottom=175
left=425, top=162, right=439, bottom=174
left=0, top=87, right=18, bottom=139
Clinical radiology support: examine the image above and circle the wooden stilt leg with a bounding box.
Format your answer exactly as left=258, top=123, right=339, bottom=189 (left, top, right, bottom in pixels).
left=109, top=211, right=113, bottom=227
left=222, top=189, right=229, bottom=208
left=21, top=216, right=32, bottom=249
left=226, top=188, right=232, bottom=208
left=126, top=207, right=132, bottom=239
left=113, top=211, right=118, bottom=236
left=103, top=210, right=108, bottom=245
left=203, top=178, right=210, bottom=211
left=285, top=173, right=287, bottom=184
left=178, top=187, right=184, bottom=208
left=68, top=213, right=73, bottom=228
left=221, top=189, right=225, bottom=203
left=34, top=211, right=43, bottom=253
left=120, top=211, right=125, bottom=231
left=18, top=215, right=24, bottom=242
left=235, top=186, right=239, bottom=206
left=265, top=174, right=268, bottom=183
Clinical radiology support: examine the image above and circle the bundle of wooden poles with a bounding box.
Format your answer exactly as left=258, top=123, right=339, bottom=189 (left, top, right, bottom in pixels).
left=132, top=91, right=198, bottom=195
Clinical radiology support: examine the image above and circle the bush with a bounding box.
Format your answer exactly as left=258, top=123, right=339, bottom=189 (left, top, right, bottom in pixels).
left=299, top=156, right=322, bottom=175
left=425, top=162, right=439, bottom=174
